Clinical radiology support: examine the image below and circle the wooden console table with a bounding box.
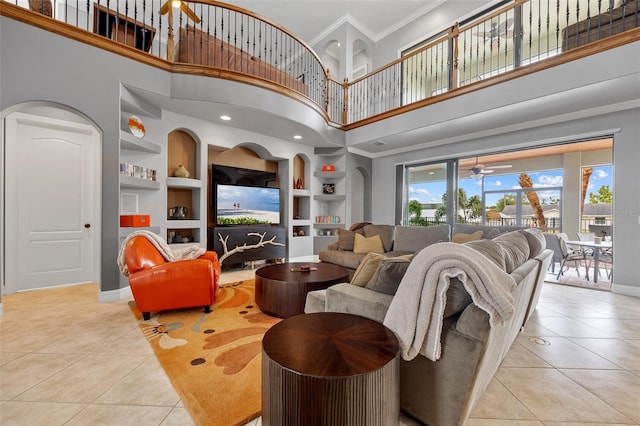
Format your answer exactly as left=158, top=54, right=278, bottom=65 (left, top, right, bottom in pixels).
left=262, top=312, right=400, bottom=425
left=93, top=3, right=156, bottom=52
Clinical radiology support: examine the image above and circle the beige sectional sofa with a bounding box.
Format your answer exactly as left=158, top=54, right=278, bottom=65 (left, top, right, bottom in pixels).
left=318, top=223, right=526, bottom=276
left=306, top=225, right=552, bottom=426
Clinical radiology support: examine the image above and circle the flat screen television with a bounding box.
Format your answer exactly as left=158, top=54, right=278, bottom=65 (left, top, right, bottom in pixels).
left=211, top=164, right=277, bottom=187
left=215, top=183, right=281, bottom=226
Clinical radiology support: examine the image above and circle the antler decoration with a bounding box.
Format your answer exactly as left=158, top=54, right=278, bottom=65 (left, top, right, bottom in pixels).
left=217, top=232, right=285, bottom=265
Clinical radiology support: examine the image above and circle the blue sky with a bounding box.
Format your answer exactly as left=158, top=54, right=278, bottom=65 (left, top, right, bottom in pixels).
left=409, top=165, right=612, bottom=207
left=217, top=184, right=280, bottom=212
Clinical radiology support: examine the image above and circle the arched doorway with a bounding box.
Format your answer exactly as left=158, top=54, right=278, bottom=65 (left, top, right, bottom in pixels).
left=2, top=104, right=101, bottom=294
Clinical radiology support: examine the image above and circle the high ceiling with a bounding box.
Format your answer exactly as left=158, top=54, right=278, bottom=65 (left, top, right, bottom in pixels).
left=227, top=0, right=461, bottom=44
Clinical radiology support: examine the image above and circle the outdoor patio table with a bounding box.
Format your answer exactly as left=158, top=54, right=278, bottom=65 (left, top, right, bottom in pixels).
left=565, top=240, right=612, bottom=283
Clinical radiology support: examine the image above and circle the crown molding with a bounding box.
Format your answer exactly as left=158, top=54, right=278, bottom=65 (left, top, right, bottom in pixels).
left=309, top=13, right=375, bottom=46
left=309, top=0, right=448, bottom=46
left=375, top=0, right=447, bottom=41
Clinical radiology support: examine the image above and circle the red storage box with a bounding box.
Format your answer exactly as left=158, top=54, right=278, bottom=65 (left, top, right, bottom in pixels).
left=120, top=214, right=150, bottom=227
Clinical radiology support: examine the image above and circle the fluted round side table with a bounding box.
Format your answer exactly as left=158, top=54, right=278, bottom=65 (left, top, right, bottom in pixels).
left=262, top=312, right=400, bottom=426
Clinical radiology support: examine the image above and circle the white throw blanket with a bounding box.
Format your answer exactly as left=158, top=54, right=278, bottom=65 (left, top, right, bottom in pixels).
left=117, top=230, right=206, bottom=276
left=383, top=242, right=517, bottom=362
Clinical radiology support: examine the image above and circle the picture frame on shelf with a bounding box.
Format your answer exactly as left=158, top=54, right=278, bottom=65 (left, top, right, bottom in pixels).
left=120, top=193, right=138, bottom=214
left=322, top=183, right=335, bottom=194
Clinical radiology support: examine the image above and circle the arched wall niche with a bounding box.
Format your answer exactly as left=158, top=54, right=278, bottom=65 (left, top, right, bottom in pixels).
left=321, top=39, right=341, bottom=79
left=352, top=39, right=370, bottom=79
left=353, top=166, right=372, bottom=222
left=167, top=128, right=198, bottom=179
left=293, top=153, right=311, bottom=190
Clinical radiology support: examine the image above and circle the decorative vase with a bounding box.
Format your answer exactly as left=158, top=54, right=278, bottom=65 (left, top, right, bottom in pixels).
left=296, top=176, right=303, bottom=189
left=174, top=165, right=190, bottom=178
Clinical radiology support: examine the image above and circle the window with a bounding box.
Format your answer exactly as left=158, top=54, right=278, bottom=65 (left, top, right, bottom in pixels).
left=402, top=161, right=452, bottom=226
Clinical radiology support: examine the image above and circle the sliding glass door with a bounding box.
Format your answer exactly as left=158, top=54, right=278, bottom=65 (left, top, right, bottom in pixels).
left=401, top=161, right=455, bottom=226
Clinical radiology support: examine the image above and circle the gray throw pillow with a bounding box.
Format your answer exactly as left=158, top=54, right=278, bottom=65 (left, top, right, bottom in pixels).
left=464, top=239, right=507, bottom=270
left=485, top=228, right=502, bottom=239
left=393, top=224, right=450, bottom=253
left=493, top=231, right=530, bottom=273
left=518, top=228, right=546, bottom=258
left=444, top=278, right=473, bottom=318
left=337, top=229, right=356, bottom=251
left=365, top=256, right=412, bottom=295
left=363, top=224, right=395, bottom=252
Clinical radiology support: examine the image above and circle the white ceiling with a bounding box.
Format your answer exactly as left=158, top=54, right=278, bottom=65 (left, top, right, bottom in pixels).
left=227, top=0, right=453, bottom=44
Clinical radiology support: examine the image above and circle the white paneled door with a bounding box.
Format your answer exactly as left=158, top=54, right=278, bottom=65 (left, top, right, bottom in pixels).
left=4, top=112, right=100, bottom=292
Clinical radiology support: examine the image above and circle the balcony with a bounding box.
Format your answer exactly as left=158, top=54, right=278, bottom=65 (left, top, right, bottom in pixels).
left=1, top=0, right=639, bottom=128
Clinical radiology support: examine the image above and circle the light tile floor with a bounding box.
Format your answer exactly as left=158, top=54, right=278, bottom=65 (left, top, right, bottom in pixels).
left=1, top=268, right=638, bottom=425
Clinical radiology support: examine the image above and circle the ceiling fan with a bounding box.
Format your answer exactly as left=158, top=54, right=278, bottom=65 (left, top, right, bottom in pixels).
left=476, top=18, right=514, bottom=42
left=468, top=157, right=512, bottom=179
left=475, top=18, right=514, bottom=52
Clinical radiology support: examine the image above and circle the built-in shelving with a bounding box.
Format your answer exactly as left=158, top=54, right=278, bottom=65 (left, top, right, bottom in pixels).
left=166, top=177, right=202, bottom=188
left=119, top=226, right=161, bottom=238
left=292, top=189, right=311, bottom=197
left=313, top=171, right=346, bottom=179
left=120, top=130, right=161, bottom=153
left=166, top=130, right=203, bottom=246
left=120, top=175, right=161, bottom=190
left=313, top=147, right=346, bottom=254
left=313, top=194, right=346, bottom=201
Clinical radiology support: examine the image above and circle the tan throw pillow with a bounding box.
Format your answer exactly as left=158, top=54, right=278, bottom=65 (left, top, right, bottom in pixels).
left=452, top=230, right=484, bottom=243
left=353, top=233, right=385, bottom=254
left=363, top=224, right=395, bottom=252
left=350, top=252, right=385, bottom=287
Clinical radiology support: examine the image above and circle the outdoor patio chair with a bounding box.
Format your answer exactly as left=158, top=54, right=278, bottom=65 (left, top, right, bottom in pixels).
left=556, top=235, right=588, bottom=281
left=575, top=232, right=597, bottom=258
left=543, top=233, right=564, bottom=274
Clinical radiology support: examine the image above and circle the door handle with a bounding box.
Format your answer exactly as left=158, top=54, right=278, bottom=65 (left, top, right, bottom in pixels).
left=84, top=223, right=91, bottom=229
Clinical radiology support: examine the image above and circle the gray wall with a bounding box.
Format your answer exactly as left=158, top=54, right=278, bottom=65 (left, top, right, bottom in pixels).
left=370, top=108, right=640, bottom=295
left=0, top=18, right=172, bottom=294
left=0, top=17, right=335, bottom=295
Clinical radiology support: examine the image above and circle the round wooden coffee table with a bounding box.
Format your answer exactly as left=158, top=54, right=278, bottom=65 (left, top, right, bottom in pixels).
left=254, top=262, right=349, bottom=318
left=262, top=312, right=400, bottom=426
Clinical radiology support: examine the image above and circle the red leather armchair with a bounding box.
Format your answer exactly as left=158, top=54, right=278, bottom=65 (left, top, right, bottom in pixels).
left=124, top=236, right=221, bottom=320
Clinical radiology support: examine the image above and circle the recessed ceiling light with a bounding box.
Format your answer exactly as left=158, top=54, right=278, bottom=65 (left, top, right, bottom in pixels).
left=220, top=115, right=231, bottom=121
left=293, top=135, right=302, bottom=140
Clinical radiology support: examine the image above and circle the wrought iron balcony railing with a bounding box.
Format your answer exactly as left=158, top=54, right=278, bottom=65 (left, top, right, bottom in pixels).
left=2, top=0, right=639, bottom=126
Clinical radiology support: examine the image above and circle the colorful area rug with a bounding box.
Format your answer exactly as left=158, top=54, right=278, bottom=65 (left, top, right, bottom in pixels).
left=128, top=280, right=279, bottom=426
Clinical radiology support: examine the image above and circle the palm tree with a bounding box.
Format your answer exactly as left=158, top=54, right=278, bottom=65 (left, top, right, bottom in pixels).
left=408, top=200, right=423, bottom=225
left=519, top=173, right=546, bottom=228
left=435, top=189, right=482, bottom=223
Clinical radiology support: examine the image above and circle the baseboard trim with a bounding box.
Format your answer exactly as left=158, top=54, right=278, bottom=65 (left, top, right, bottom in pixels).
left=611, top=283, right=640, bottom=298
left=98, top=285, right=132, bottom=303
